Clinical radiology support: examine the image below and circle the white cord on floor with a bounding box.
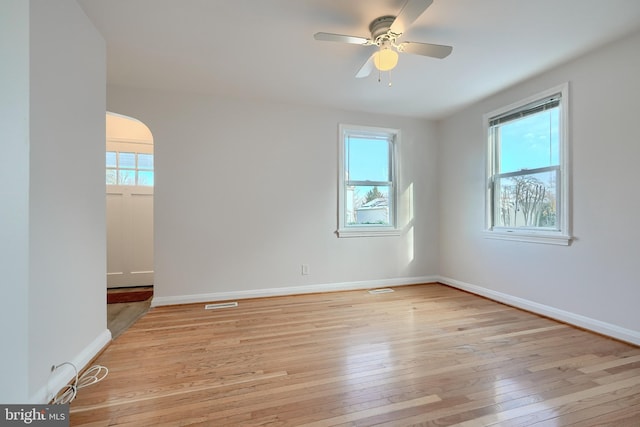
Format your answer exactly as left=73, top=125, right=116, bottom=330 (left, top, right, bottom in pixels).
left=51, top=362, right=109, bottom=404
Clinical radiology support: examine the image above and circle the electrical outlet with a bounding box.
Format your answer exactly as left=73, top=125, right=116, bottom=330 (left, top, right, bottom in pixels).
left=301, top=264, right=309, bottom=275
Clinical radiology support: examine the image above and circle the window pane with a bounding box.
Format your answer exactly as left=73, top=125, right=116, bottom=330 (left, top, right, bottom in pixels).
left=118, top=169, right=136, bottom=185
left=494, top=170, right=558, bottom=229
left=345, top=185, right=390, bottom=225
left=346, top=137, right=390, bottom=181
left=498, top=107, right=559, bottom=173
left=138, top=171, right=154, bottom=186
left=106, top=151, right=117, bottom=168
left=106, top=169, right=117, bottom=185
left=119, top=152, right=136, bottom=169
left=138, top=153, right=154, bottom=170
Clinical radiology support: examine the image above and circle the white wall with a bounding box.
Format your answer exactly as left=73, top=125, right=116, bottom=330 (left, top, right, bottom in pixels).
left=0, top=0, right=108, bottom=403
left=0, top=0, right=30, bottom=403
left=107, top=88, right=440, bottom=303
left=438, top=29, right=640, bottom=344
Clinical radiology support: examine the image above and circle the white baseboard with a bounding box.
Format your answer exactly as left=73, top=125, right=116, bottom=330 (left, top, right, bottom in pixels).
left=33, top=329, right=112, bottom=404
left=437, top=276, right=640, bottom=346
left=151, top=275, right=438, bottom=307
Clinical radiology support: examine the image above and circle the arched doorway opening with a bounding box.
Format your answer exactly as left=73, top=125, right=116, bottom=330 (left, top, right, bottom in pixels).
left=105, top=112, right=154, bottom=337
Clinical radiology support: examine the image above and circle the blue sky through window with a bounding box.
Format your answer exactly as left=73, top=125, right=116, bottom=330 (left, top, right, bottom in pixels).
left=346, top=137, right=390, bottom=181
left=499, top=108, right=559, bottom=173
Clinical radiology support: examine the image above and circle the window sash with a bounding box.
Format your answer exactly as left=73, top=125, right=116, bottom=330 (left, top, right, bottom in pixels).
left=343, top=143, right=395, bottom=228
left=344, top=183, right=393, bottom=227
left=491, top=166, right=560, bottom=231
left=345, top=135, right=392, bottom=182
left=493, top=165, right=558, bottom=180
left=346, top=180, right=392, bottom=187
left=490, top=103, right=560, bottom=175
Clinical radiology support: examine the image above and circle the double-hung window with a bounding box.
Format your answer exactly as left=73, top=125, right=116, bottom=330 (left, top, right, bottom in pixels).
left=485, top=83, right=571, bottom=245
left=338, top=124, right=399, bottom=237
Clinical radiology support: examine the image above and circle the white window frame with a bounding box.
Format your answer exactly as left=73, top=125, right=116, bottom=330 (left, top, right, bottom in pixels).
left=483, top=83, right=571, bottom=245
left=337, top=124, right=400, bottom=238
left=106, top=140, right=154, bottom=187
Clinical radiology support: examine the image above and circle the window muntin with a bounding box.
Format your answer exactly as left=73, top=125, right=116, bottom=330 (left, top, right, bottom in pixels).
left=106, top=151, right=154, bottom=186
left=338, top=124, right=399, bottom=237
left=485, top=84, right=570, bottom=244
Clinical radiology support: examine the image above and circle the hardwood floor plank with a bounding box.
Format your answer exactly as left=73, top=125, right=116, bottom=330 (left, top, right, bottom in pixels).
left=563, top=392, right=640, bottom=426
left=526, top=354, right=607, bottom=373
left=70, top=370, right=288, bottom=413
left=449, top=375, right=640, bottom=426
left=68, top=284, right=640, bottom=426
left=533, top=391, right=640, bottom=426
left=299, top=394, right=442, bottom=427
left=578, top=354, right=640, bottom=374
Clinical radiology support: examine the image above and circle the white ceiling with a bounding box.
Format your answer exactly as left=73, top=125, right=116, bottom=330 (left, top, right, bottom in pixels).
left=78, top=0, right=640, bottom=119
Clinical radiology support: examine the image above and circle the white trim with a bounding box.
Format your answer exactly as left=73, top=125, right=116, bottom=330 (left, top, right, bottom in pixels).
left=438, top=276, right=640, bottom=346
left=34, top=329, right=112, bottom=404
left=107, top=137, right=153, bottom=145
left=482, top=230, right=571, bottom=245
left=337, top=227, right=401, bottom=238
left=151, top=276, right=438, bottom=307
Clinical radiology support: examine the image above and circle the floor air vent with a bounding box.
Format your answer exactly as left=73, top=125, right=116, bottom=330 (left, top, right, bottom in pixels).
left=368, top=288, right=394, bottom=294
left=205, top=302, right=238, bottom=310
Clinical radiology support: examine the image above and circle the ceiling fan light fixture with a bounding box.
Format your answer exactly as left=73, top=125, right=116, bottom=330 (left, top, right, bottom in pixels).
left=373, top=47, right=398, bottom=71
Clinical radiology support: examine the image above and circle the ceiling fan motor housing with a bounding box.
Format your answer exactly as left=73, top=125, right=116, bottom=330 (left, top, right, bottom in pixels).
left=369, top=16, right=397, bottom=41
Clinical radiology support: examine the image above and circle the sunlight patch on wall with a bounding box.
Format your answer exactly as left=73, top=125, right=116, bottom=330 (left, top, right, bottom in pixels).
left=401, top=182, right=415, bottom=264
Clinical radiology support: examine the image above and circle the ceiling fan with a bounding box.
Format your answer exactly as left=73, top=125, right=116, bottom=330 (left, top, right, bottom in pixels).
left=313, top=0, right=452, bottom=79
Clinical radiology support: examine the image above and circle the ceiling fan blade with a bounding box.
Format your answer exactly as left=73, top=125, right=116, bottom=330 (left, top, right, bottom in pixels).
left=390, top=0, right=433, bottom=35
left=314, top=32, right=369, bottom=45
left=398, top=41, right=452, bottom=59
left=355, top=54, right=375, bottom=78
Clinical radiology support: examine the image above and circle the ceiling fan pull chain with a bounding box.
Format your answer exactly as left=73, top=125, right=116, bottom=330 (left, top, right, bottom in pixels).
left=377, top=69, right=393, bottom=87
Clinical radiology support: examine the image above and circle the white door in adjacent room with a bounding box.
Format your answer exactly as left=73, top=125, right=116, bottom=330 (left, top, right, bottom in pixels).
left=106, top=184, right=154, bottom=288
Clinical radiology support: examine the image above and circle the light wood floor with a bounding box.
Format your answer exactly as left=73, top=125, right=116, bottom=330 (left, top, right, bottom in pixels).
left=70, top=284, right=640, bottom=426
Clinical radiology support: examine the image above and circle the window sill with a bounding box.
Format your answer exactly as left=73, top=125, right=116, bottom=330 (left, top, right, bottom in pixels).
left=483, top=230, right=572, bottom=246
left=337, top=227, right=401, bottom=238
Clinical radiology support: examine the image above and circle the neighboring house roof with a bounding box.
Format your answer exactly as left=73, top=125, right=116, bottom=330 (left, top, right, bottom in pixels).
left=360, top=198, right=388, bottom=209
